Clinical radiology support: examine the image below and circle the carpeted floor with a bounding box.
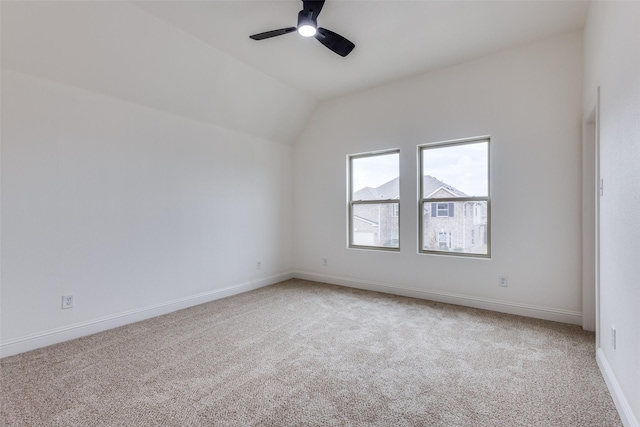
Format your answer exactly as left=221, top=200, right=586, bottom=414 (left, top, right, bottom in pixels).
left=1, top=279, right=621, bottom=426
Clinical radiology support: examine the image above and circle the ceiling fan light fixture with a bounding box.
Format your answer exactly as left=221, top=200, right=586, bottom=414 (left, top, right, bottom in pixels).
left=298, top=24, right=317, bottom=37
left=297, top=10, right=317, bottom=37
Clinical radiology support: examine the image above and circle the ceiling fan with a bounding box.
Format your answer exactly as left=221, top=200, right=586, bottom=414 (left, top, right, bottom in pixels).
left=249, top=0, right=355, bottom=57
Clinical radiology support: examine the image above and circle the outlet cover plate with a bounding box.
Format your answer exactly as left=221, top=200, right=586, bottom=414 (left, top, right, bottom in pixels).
left=62, top=295, right=74, bottom=309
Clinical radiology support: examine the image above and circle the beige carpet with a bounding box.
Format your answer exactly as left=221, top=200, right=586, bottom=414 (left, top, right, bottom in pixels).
left=1, top=279, right=621, bottom=426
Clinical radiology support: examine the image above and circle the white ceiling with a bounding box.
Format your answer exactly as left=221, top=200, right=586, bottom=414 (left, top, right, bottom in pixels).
left=133, top=0, right=590, bottom=101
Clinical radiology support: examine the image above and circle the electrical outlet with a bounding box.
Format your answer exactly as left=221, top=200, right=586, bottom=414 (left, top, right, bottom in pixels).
left=62, top=295, right=74, bottom=309
left=499, top=276, right=508, bottom=287
left=256, top=261, right=262, bottom=270
left=323, top=258, right=328, bottom=267
left=611, top=326, right=616, bottom=349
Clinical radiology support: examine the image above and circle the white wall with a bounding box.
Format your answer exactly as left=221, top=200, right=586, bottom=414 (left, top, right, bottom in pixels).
left=584, top=2, right=640, bottom=426
left=0, top=70, right=294, bottom=356
left=293, top=32, right=584, bottom=324
left=0, top=1, right=306, bottom=356
left=0, top=69, right=296, bottom=353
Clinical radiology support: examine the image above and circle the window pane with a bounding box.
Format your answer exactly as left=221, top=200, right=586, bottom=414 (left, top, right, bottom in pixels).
left=352, top=203, right=399, bottom=248
left=421, top=201, right=488, bottom=255
left=352, top=153, right=399, bottom=201
left=422, top=142, right=488, bottom=198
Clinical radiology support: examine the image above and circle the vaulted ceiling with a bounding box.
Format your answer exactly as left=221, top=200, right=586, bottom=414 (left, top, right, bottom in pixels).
left=2, top=1, right=589, bottom=144
left=134, top=0, right=589, bottom=100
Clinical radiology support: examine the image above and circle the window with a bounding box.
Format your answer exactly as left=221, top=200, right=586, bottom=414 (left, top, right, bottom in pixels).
left=419, top=137, right=490, bottom=257
left=435, top=202, right=453, bottom=217
left=348, top=150, right=400, bottom=250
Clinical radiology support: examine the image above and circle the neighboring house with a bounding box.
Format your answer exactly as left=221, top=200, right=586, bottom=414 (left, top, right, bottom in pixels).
left=422, top=175, right=488, bottom=254
left=352, top=178, right=399, bottom=248
left=353, top=176, right=487, bottom=253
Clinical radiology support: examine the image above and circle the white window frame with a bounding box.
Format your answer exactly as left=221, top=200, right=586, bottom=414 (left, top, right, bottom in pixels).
left=436, top=203, right=450, bottom=217
left=348, top=149, right=400, bottom=251
left=418, top=137, right=491, bottom=258
left=438, top=231, right=452, bottom=250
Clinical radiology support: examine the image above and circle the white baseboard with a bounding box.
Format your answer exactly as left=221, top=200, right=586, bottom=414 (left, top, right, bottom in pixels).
left=597, top=348, right=639, bottom=427
left=0, top=270, right=584, bottom=357
left=0, top=271, right=294, bottom=358
left=294, top=271, right=582, bottom=325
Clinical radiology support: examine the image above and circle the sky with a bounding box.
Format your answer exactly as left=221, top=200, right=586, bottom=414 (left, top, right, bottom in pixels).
left=351, top=142, right=488, bottom=196
left=422, top=142, right=488, bottom=197
left=351, top=152, right=399, bottom=193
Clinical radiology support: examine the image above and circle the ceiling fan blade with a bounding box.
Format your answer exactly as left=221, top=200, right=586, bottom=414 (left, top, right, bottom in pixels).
left=303, top=0, right=325, bottom=21
left=250, top=27, right=297, bottom=41
left=315, top=27, right=355, bottom=57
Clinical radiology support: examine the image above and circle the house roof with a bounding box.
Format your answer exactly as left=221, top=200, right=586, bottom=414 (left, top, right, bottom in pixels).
left=422, top=176, right=468, bottom=198
left=354, top=175, right=467, bottom=201
left=353, top=177, right=399, bottom=201
left=353, top=215, right=379, bottom=227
